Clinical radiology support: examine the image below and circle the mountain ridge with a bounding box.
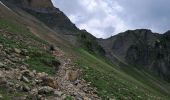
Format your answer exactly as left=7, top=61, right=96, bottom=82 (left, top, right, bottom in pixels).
left=99, top=29, right=170, bottom=81
left=1, top=0, right=170, bottom=99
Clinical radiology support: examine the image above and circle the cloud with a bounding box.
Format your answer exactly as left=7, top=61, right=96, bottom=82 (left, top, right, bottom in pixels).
left=52, top=0, right=170, bottom=38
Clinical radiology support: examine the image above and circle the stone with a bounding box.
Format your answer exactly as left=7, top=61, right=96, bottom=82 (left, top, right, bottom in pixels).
left=29, top=88, right=38, bottom=99
left=0, top=77, right=7, bottom=85
left=0, top=71, right=3, bottom=78
left=0, top=62, right=5, bottom=68
left=22, top=76, right=30, bottom=83
left=65, top=70, right=79, bottom=81
left=23, top=84, right=30, bottom=92
left=37, top=72, right=48, bottom=79
left=84, top=97, right=91, bottom=100
left=14, top=48, right=21, bottom=54
left=54, top=90, right=63, bottom=97
left=21, top=49, right=28, bottom=55
left=26, top=56, right=30, bottom=60
left=21, top=70, right=34, bottom=78
left=41, top=77, right=59, bottom=89
left=0, top=44, right=3, bottom=52
left=0, top=94, right=3, bottom=99
left=38, top=86, right=54, bottom=94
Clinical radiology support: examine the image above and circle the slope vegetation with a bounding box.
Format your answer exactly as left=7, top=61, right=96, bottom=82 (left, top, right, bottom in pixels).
left=0, top=1, right=170, bottom=100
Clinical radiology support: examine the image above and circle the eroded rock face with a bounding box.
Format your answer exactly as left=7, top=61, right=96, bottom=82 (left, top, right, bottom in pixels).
left=22, top=0, right=54, bottom=9
left=99, top=29, right=170, bottom=81
left=3, top=0, right=55, bottom=12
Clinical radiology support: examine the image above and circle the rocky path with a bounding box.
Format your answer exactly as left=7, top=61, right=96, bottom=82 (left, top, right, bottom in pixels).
left=0, top=41, right=101, bottom=100
left=48, top=48, right=101, bottom=100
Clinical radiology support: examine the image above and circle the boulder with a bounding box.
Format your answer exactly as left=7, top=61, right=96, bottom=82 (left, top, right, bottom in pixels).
left=30, top=88, right=38, bottom=95
left=54, top=90, right=63, bottom=97
left=37, top=72, right=48, bottom=79
left=65, top=70, right=79, bottom=81
left=38, top=86, right=54, bottom=94
left=0, top=62, right=6, bottom=68
left=23, top=84, right=30, bottom=92
left=13, top=48, right=21, bottom=54
left=41, top=77, right=59, bottom=89
left=0, top=77, right=7, bottom=85
left=21, top=76, right=30, bottom=83
left=0, top=44, right=3, bottom=52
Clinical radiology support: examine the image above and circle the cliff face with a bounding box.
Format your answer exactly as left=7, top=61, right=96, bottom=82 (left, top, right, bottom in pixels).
left=99, top=29, right=170, bottom=81
left=23, top=0, right=54, bottom=9
left=3, top=0, right=55, bottom=11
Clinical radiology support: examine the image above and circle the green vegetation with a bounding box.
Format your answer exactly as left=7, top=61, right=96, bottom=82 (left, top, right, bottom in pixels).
left=77, top=31, right=105, bottom=56
left=0, top=18, right=58, bottom=75
left=0, top=87, right=26, bottom=100
left=65, top=96, right=74, bottom=100
left=75, top=48, right=170, bottom=100
left=1, top=10, right=170, bottom=100
left=26, top=49, right=58, bottom=75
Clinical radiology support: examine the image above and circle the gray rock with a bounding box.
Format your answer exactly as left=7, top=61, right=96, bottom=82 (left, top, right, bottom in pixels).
left=22, top=76, right=30, bottom=83
left=14, top=48, right=21, bottom=54
left=54, top=90, right=63, bottom=97
left=23, top=85, right=30, bottom=92
left=38, top=86, right=54, bottom=94
left=0, top=62, right=5, bottom=68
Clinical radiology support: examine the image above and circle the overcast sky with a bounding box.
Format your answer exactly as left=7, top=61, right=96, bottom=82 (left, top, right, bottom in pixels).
left=52, top=0, right=170, bottom=38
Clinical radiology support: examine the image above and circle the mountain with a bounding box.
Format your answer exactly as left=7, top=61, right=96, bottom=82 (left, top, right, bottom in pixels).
left=99, top=29, right=170, bottom=81
left=0, top=0, right=170, bottom=100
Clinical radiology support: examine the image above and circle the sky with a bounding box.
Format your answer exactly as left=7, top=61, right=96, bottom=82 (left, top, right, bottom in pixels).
left=52, top=0, right=170, bottom=38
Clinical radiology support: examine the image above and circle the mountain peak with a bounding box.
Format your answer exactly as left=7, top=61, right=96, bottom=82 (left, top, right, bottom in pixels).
left=23, top=0, right=54, bottom=9
left=4, top=0, right=55, bottom=12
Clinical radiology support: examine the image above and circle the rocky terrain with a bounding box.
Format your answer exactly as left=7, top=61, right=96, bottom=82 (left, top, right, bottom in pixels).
left=1, top=0, right=170, bottom=100
left=99, top=29, right=170, bottom=81
left=0, top=29, right=100, bottom=100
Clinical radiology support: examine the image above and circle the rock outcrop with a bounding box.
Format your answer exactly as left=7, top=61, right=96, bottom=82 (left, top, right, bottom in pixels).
left=99, top=29, right=170, bottom=81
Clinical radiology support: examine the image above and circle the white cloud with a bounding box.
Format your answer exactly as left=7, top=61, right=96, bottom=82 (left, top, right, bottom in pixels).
left=52, top=0, right=170, bottom=38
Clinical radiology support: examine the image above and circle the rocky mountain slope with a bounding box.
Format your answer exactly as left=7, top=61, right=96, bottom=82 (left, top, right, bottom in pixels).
left=1, top=0, right=105, bottom=55
left=99, top=29, right=170, bottom=81
left=1, top=0, right=170, bottom=100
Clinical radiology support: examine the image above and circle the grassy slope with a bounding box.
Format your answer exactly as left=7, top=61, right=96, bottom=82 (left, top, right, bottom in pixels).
left=74, top=49, right=170, bottom=100
left=1, top=4, right=170, bottom=100
left=0, top=17, right=58, bottom=75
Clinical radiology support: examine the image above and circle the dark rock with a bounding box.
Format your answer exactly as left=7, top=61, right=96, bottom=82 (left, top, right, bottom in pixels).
left=0, top=77, right=7, bottom=85
left=41, top=77, right=59, bottom=89
left=98, top=29, right=170, bottom=81
left=23, top=84, right=30, bottom=92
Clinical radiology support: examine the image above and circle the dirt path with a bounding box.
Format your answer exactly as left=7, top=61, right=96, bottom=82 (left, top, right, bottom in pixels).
left=51, top=48, right=101, bottom=100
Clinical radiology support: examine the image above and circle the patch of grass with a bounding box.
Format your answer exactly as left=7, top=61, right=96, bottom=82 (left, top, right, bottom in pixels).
left=0, top=87, right=26, bottom=100
left=64, top=96, right=74, bottom=100
left=26, top=49, right=58, bottom=75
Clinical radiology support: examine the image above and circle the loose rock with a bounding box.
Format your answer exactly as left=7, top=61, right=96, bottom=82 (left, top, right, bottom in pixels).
left=14, top=48, right=21, bottom=54
left=22, top=76, right=30, bottom=83
left=0, top=77, right=7, bottom=85
left=65, top=70, right=79, bottom=81
left=41, top=77, right=59, bottom=89
left=54, top=90, right=63, bottom=97
left=38, top=86, right=54, bottom=94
